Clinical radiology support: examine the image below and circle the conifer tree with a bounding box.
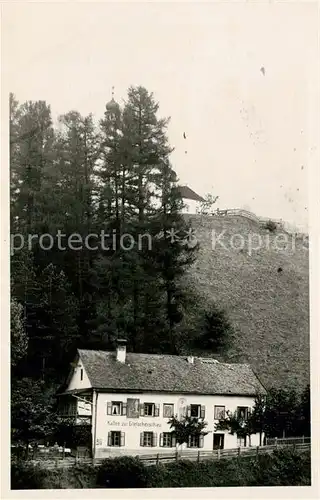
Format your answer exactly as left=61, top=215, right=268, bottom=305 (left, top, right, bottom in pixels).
left=52, top=111, right=101, bottom=341
left=10, top=98, right=55, bottom=234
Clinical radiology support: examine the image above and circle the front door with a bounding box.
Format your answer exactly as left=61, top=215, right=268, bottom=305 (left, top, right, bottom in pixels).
left=213, top=433, right=225, bottom=449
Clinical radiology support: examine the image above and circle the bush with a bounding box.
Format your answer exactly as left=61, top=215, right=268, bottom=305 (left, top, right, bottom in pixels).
left=264, top=220, right=277, bottom=232
left=96, top=456, right=149, bottom=488
left=11, top=461, right=98, bottom=489
left=144, top=449, right=311, bottom=488
left=11, top=462, right=47, bottom=489
left=12, top=449, right=311, bottom=489
left=251, top=448, right=311, bottom=486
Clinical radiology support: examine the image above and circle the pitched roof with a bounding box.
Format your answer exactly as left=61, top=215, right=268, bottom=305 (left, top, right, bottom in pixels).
left=176, top=186, right=205, bottom=202
left=73, top=350, right=266, bottom=396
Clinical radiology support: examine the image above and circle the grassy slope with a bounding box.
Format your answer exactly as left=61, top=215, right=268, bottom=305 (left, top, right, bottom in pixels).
left=184, top=214, right=309, bottom=392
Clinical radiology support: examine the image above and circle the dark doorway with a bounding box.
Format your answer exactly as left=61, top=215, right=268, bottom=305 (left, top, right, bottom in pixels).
left=213, top=433, right=225, bottom=449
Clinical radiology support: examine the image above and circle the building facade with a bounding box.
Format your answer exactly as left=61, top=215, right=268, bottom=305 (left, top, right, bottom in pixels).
left=176, top=185, right=204, bottom=214
left=58, top=341, right=266, bottom=458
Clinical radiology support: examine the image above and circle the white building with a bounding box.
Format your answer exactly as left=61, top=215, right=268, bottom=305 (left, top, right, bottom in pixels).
left=58, top=340, right=266, bottom=458
left=176, top=186, right=205, bottom=214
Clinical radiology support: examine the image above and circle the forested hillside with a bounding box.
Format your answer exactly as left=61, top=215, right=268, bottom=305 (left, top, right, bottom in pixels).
left=10, top=87, right=309, bottom=394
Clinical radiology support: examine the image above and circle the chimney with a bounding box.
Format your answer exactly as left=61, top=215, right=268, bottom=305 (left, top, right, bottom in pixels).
left=187, top=356, right=194, bottom=364
left=116, top=339, right=127, bottom=363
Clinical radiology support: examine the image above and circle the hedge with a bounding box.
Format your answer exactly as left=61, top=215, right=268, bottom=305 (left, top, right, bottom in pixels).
left=11, top=448, right=311, bottom=489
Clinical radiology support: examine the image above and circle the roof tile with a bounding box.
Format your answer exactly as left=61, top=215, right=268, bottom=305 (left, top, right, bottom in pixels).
left=177, top=186, right=205, bottom=202
left=77, top=350, right=266, bottom=396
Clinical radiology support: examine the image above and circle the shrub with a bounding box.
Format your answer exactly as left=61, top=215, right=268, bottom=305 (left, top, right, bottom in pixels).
left=11, top=461, right=98, bottom=489
left=12, top=449, right=311, bottom=489
left=11, top=462, right=47, bottom=489
left=96, top=456, right=149, bottom=488
left=239, top=448, right=310, bottom=486
left=140, top=449, right=310, bottom=488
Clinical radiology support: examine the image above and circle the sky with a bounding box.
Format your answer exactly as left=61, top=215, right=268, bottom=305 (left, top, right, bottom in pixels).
left=2, top=1, right=318, bottom=231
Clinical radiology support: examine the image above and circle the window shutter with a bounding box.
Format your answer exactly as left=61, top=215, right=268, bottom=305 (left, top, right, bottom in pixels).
left=200, top=405, right=205, bottom=419
left=107, top=402, right=112, bottom=415
left=122, top=403, right=127, bottom=416
left=159, top=433, right=163, bottom=447
left=140, top=403, right=144, bottom=416
left=107, top=432, right=111, bottom=446
left=120, top=431, right=125, bottom=447
left=187, top=435, right=191, bottom=448
left=140, top=432, right=144, bottom=446
left=154, top=404, right=160, bottom=417
left=152, top=432, right=157, bottom=447
left=199, top=434, right=204, bottom=448
left=187, top=405, right=191, bottom=417
left=171, top=433, right=176, bottom=447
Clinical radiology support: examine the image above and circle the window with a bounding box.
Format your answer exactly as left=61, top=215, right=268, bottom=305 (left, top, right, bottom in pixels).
left=108, top=431, right=125, bottom=447
left=190, top=404, right=200, bottom=417
left=189, top=435, right=199, bottom=448
left=214, top=405, right=225, bottom=420
left=187, top=434, right=204, bottom=448
left=163, top=404, right=174, bottom=418
left=141, top=403, right=160, bottom=417
left=140, top=431, right=157, bottom=447
left=187, top=404, right=205, bottom=419
left=107, top=401, right=127, bottom=416
left=237, top=435, right=247, bottom=448
left=144, top=403, right=154, bottom=416
left=163, top=433, right=172, bottom=447
left=112, top=402, right=122, bottom=415
left=80, top=369, right=83, bottom=381
left=160, top=432, right=176, bottom=448
left=213, top=433, right=225, bottom=449
left=237, top=406, right=249, bottom=420
left=143, top=432, right=153, bottom=447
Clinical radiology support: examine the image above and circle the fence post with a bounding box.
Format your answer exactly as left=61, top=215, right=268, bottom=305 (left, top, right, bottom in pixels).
left=175, top=450, right=178, bottom=461
left=237, top=447, right=241, bottom=457
left=275, top=437, right=278, bottom=449
left=217, top=448, right=221, bottom=460
left=302, top=435, right=305, bottom=444
left=197, top=451, right=200, bottom=463
left=156, top=453, right=159, bottom=465
left=256, top=446, right=259, bottom=459
left=63, top=442, right=66, bottom=460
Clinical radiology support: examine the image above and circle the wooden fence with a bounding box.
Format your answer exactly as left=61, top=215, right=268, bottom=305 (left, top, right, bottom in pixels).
left=266, top=436, right=310, bottom=446
left=223, top=208, right=261, bottom=224
left=138, top=442, right=310, bottom=466
left=199, top=208, right=304, bottom=233
left=26, top=440, right=310, bottom=470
